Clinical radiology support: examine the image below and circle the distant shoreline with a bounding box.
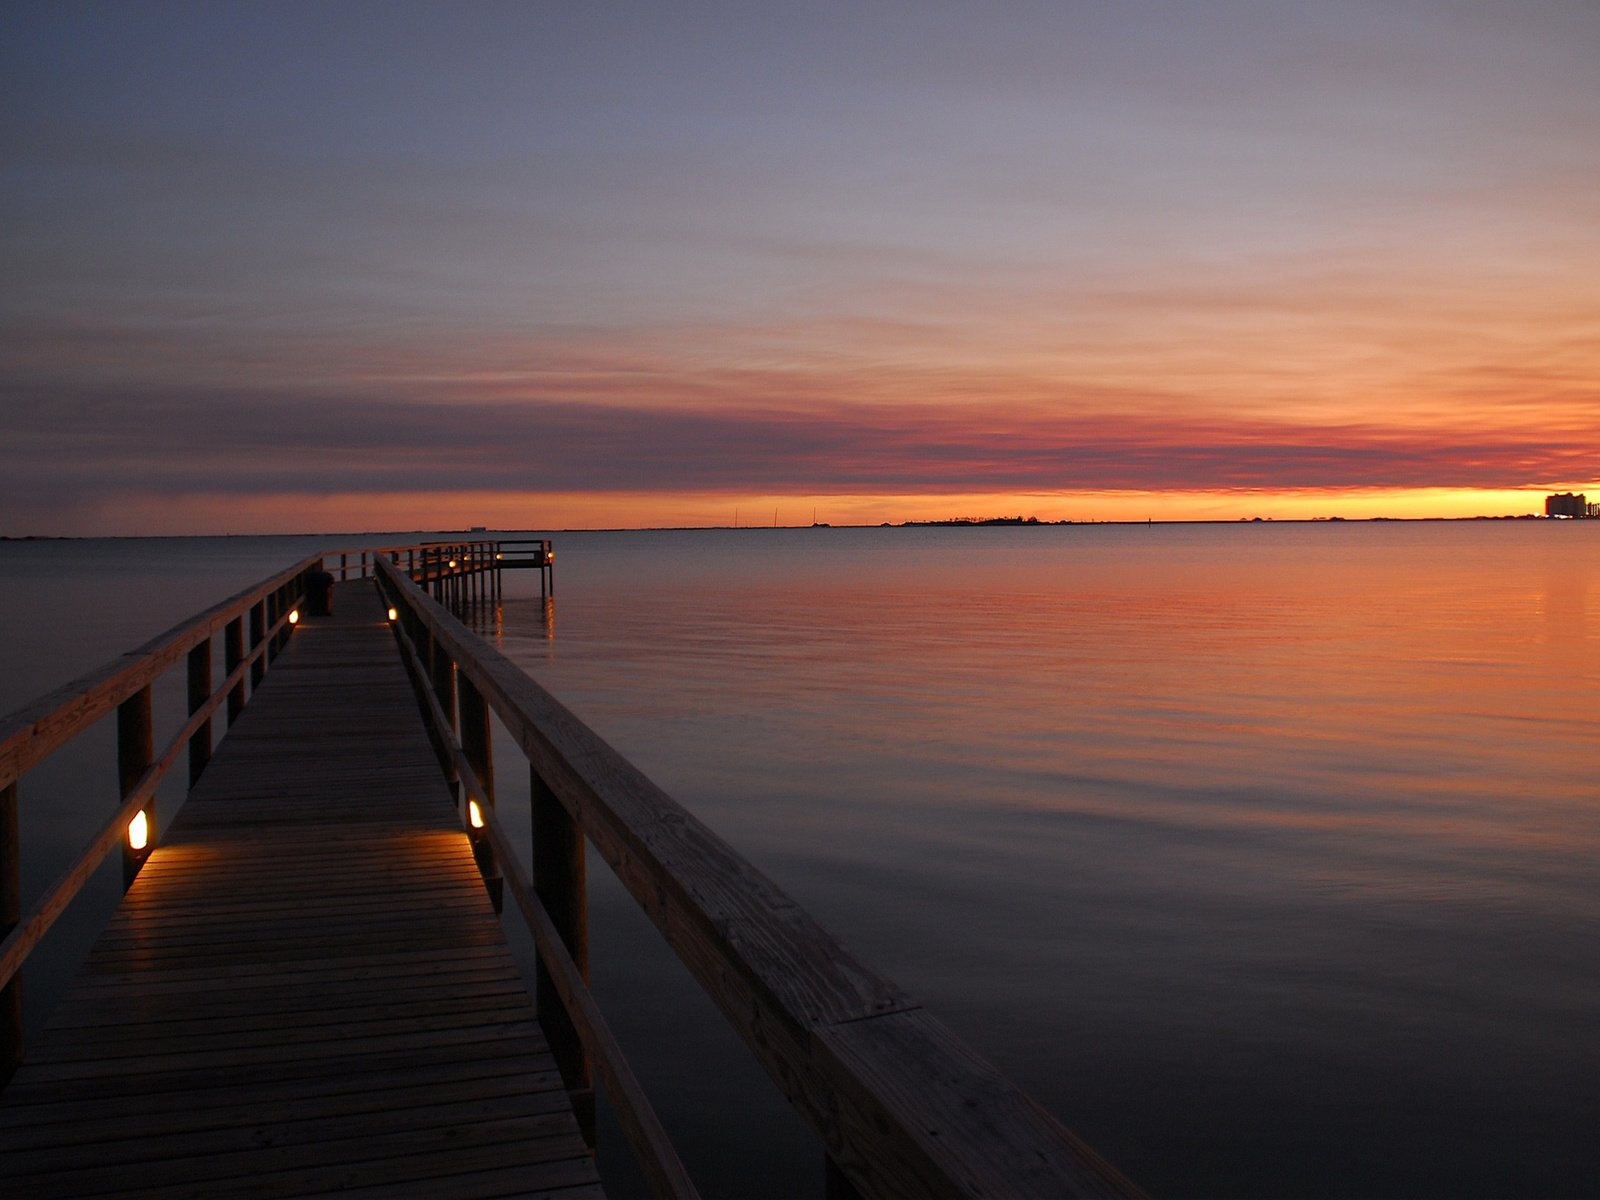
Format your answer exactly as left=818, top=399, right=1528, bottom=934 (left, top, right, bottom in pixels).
left=5, top=512, right=1590, bottom=541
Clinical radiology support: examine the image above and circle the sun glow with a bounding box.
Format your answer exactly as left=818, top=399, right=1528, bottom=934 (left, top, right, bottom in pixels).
left=51, top=483, right=1589, bottom=536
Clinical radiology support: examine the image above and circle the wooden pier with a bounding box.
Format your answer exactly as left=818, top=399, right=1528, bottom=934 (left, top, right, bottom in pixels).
left=0, top=581, right=598, bottom=1198
left=0, top=540, right=1143, bottom=1200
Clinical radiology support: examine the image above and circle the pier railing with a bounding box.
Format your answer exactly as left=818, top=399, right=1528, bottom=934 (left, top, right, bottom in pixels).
left=372, top=555, right=1144, bottom=1200
left=332, top=537, right=553, bottom=601
left=0, top=554, right=320, bottom=1082
left=0, top=538, right=519, bottom=1087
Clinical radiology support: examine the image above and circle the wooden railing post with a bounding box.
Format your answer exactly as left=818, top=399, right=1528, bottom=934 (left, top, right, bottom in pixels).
left=272, top=582, right=296, bottom=655
left=267, top=592, right=282, bottom=662
left=459, top=674, right=501, bottom=911
left=339, top=552, right=347, bottom=582
left=533, top=767, right=594, bottom=1144
left=187, top=637, right=213, bottom=786
left=429, top=633, right=459, bottom=793
left=249, top=600, right=266, bottom=687
left=118, top=685, right=154, bottom=890
left=459, top=677, right=494, bottom=804
left=1, top=780, right=20, bottom=1084
left=225, top=616, right=246, bottom=723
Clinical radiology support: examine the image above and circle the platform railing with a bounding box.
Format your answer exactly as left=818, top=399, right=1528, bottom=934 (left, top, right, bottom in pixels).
left=0, top=537, right=514, bottom=1088
left=374, top=556, right=1145, bottom=1200
left=327, top=537, right=548, bottom=605
left=0, top=555, right=319, bottom=1084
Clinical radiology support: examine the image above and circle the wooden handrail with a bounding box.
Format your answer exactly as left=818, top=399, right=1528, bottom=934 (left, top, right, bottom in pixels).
left=0, top=555, right=321, bottom=790
left=0, top=601, right=300, bottom=993
left=384, top=603, right=700, bottom=1200
left=374, top=557, right=1145, bottom=1200
left=0, top=539, right=503, bottom=1082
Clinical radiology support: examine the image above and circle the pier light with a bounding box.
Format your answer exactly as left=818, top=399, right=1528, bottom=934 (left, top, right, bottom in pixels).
left=288, top=610, right=300, bottom=625
left=545, top=550, right=554, bottom=563
left=495, top=553, right=503, bottom=561
left=448, top=559, right=458, bottom=569
left=127, top=809, right=150, bottom=851
left=387, top=606, right=398, bottom=622
left=468, top=799, right=485, bottom=829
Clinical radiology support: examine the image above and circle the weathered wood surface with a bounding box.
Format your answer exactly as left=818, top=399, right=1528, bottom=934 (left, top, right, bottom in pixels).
left=378, top=559, right=1145, bottom=1200
left=0, top=583, right=602, bottom=1200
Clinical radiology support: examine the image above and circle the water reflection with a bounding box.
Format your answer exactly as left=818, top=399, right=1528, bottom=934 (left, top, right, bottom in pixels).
left=492, top=522, right=1600, bottom=1199
left=6, top=526, right=1593, bottom=1198
left=1539, top=559, right=1588, bottom=650
left=458, top=593, right=556, bottom=646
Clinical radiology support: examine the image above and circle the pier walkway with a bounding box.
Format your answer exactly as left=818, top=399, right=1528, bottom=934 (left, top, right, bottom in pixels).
left=0, top=584, right=601, bottom=1199
left=0, top=542, right=1143, bottom=1200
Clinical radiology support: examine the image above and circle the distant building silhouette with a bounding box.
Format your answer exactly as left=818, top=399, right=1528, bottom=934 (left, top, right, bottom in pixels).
left=1545, top=492, right=1590, bottom=518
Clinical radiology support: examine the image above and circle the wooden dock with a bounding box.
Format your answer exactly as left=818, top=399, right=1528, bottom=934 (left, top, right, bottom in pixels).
left=0, top=583, right=601, bottom=1199
left=0, top=541, right=1144, bottom=1200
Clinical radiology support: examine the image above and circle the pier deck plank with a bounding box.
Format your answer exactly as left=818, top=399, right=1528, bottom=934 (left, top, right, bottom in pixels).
left=0, top=583, right=603, bottom=1199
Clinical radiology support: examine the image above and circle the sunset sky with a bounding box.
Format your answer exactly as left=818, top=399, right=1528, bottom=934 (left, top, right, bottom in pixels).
left=3, top=1, right=1596, bottom=534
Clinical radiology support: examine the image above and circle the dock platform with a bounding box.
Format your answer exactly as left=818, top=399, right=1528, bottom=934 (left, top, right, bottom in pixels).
left=0, top=584, right=602, bottom=1199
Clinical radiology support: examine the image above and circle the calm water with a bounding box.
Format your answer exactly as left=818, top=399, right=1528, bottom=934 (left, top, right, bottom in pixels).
left=3, top=523, right=1598, bottom=1198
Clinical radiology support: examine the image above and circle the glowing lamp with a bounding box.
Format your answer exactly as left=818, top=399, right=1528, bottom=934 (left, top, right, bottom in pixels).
left=387, top=606, right=398, bottom=621
left=545, top=550, right=554, bottom=563
left=448, top=559, right=458, bottom=569
left=495, top=553, right=503, bottom=561
left=468, top=799, right=485, bottom=829
left=128, top=810, right=150, bottom=852
left=288, top=610, right=300, bottom=625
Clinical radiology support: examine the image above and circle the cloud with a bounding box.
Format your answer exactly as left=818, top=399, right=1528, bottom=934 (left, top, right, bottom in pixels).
left=4, top=381, right=1595, bottom=526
